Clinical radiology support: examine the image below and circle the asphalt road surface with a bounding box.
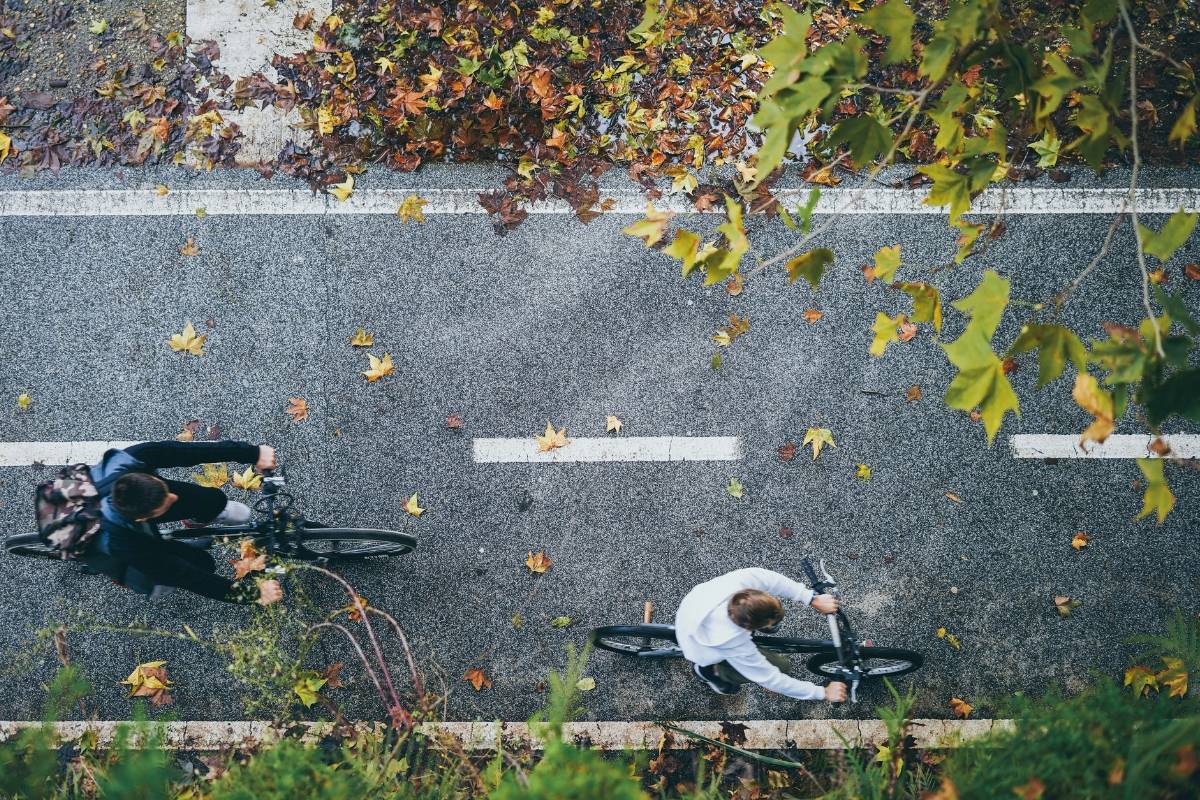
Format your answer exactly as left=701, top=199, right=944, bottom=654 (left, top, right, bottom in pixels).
left=1, top=165, right=1197, bottom=724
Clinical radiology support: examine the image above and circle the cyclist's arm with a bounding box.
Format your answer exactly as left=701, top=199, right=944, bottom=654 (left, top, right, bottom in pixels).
left=732, top=567, right=816, bottom=608
left=124, top=440, right=261, bottom=470
left=724, top=640, right=826, bottom=700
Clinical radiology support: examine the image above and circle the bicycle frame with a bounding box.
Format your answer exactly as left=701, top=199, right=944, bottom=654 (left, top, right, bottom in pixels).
left=804, top=558, right=867, bottom=702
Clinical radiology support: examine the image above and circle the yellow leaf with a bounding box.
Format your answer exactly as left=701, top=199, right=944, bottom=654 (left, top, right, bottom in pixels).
left=873, top=245, right=902, bottom=282
left=855, top=463, right=872, bottom=481
left=1071, top=531, right=1089, bottom=550
left=286, top=397, right=309, bottom=422
left=178, top=237, right=200, bottom=256
left=154, top=184, right=169, bottom=196
left=937, top=627, right=962, bottom=650
left=328, top=175, right=354, bottom=201
left=349, top=328, right=374, bottom=347
left=525, top=550, right=552, bottom=573
left=192, top=462, right=229, bottom=489
left=1054, top=595, right=1081, bottom=617
left=606, top=415, right=623, bottom=433
left=403, top=492, right=425, bottom=517
left=362, top=352, right=395, bottom=382
left=949, top=697, right=973, bottom=718
left=0, top=131, right=10, bottom=165
left=396, top=194, right=428, bottom=223
left=536, top=421, right=569, bottom=452
left=1125, top=664, right=1159, bottom=696
left=622, top=202, right=673, bottom=247
left=16, top=393, right=32, bottom=410
left=168, top=321, right=206, bottom=356
left=1136, top=458, right=1175, bottom=524
left=712, top=330, right=732, bottom=346
left=1158, top=657, right=1188, bottom=698
left=575, top=676, right=597, bottom=691
left=232, top=467, right=262, bottom=491
left=870, top=312, right=907, bottom=357
left=803, top=427, right=835, bottom=459
left=1072, top=374, right=1114, bottom=447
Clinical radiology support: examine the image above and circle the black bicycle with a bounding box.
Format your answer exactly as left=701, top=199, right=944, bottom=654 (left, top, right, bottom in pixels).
left=591, top=558, right=922, bottom=702
left=5, top=466, right=417, bottom=561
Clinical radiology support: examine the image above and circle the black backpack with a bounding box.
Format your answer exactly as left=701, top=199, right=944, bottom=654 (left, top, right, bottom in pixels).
left=35, top=464, right=105, bottom=559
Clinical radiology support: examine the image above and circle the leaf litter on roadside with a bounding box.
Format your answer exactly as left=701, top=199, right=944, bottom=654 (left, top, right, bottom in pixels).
left=122, top=661, right=173, bottom=706
left=525, top=550, right=552, bottom=574
left=536, top=422, right=569, bottom=452
left=168, top=322, right=206, bottom=356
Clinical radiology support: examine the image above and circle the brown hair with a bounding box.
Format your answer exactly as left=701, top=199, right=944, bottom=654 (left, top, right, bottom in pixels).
left=111, top=473, right=169, bottom=519
left=728, top=589, right=784, bottom=630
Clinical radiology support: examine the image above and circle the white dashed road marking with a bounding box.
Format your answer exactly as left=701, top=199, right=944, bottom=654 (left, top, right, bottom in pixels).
left=473, top=436, right=743, bottom=464
left=0, top=441, right=139, bottom=468
left=1009, top=434, right=1200, bottom=459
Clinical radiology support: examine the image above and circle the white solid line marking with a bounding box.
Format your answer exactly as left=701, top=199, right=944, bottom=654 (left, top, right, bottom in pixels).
left=0, top=441, right=139, bottom=468
left=1009, top=433, right=1200, bottom=459
left=473, top=436, right=742, bottom=463
left=0, top=186, right=1196, bottom=218
left=0, top=719, right=1012, bottom=751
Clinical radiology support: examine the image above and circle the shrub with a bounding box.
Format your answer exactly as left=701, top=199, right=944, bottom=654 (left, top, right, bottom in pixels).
left=488, top=739, right=647, bottom=800
left=207, top=739, right=370, bottom=800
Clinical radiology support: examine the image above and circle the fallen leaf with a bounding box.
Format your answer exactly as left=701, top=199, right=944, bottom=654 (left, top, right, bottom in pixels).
left=293, top=671, right=327, bottom=707
left=1125, top=664, right=1159, bottom=697
left=463, top=666, right=492, bottom=690
left=606, top=415, right=623, bottom=434
left=1185, top=263, right=1200, bottom=280
left=1108, top=758, right=1125, bottom=785
left=1149, top=437, right=1171, bottom=457
left=1054, top=596, right=1082, bottom=617
left=362, top=353, right=395, bottom=382
left=511, top=612, right=524, bottom=629
left=232, top=467, right=262, bottom=491
left=944, top=492, right=962, bottom=503
left=1158, top=656, right=1188, bottom=698
left=321, top=662, right=345, bottom=690
left=937, top=627, right=962, bottom=650
left=949, top=697, right=973, bottom=718
left=551, top=616, right=572, bottom=628
left=194, top=207, right=207, bottom=219
left=1173, top=744, right=1197, bottom=777
left=179, top=237, right=200, bottom=256
left=344, top=594, right=370, bottom=622
left=88, top=18, right=109, bottom=35
left=231, top=551, right=266, bottom=580
left=536, top=421, right=569, bottom=451
left=328, top=175, right=354, bottom=201
left=803, top=309, right=824, bottom=323
left=727, top=477, right=744, bottom=498
left=447, top=413, right=465, bottom=429
left=525, top=550, right=552, bottom=574
left=121, top=660, right=173, bottom=706
left=397, top=194, right=428, bottom=223
left=1012, top=777, right=1045, bottom=800
left=155, top=184, right=169, bottom=196
left=168, top=321, right=206, bottom=356
left=16, top=393, right=32, bottom=411
left=403, top=493, right=425, bottom=517
left=778, top=442, right=797, bottom=462
left=906, top=385, right=922, bottom=402
left=192, top=463, right=229, bottom=489
left=924, top=777, right=960, bottom=800
left=803, top=427, right=835, bottom=459
left=898, top=322, right=918, bottom=342
left=349, top=328, right=375, bottom=347
left=778, top=526, right=794, bottom=539
left=856, top=463, right=872, bottom=481
left=1071, top=531, right=1089, bottom=550
left=725, top=272, right=744, bottom=296
left=286, top=397, right=309, bottom=423
left=575, top=677, right=596, bottom=691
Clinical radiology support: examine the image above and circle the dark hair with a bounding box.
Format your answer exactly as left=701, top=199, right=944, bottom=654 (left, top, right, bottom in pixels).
left=111, top=473, right=169, bottom=519
left=728, top=589, right=784, bottom=630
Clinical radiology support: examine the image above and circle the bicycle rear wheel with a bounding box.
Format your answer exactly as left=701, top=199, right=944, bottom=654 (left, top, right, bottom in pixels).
left=4, top=533, right=62, bottom=561
left=590, top=625, right=682, bottom=658
left=295, top=528, right=416, bottom=558
left=806, top=647, right=924, bottom=678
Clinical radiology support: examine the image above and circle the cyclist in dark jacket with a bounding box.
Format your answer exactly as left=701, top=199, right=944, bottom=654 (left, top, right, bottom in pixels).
left=83, top=440, right=282, bottom=605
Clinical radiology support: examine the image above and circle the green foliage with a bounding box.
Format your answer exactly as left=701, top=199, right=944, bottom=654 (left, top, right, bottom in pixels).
left=528, top=642, right=591, bottom=741
left=92, top=717, right=175, bottom=800
left=1135, top=458, right=1175, bottom=524
left=895, top=282, right=942, bottom=330
left=858, top=0, right=915, bottom=64
left=786, top=248, right=834, bottom=288
left=208, top=739, right=370, bottom=800
left=1008, top=324, right=1087, bottom=388
left=0, top=725, right=58, bottom=800
left=827, top=116, right=893, bottom=168
left=1139, top=210, right=1199, bottom=263
left=488, top=740, right=648, bottom=800
left=1129, top=611, right=1200, bottom=678
left=941, top=679, right=1200, bottom=798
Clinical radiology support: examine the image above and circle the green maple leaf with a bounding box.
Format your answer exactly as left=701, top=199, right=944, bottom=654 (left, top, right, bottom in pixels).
left=895, top=282, right=942, bottom=331
left=750, top=77, right=830, bottom=182
left=919, top=164, right=972, bottom=220
left=942, top=329, right=1020, bottom=445
left=1135, top=458, right=1174, bottom=524
left=1169, top=97, right=1198, bottom=148
left=664, top=229, right=711, bottom=277
left=1029, top=129, right=1061, bottom=167
left=952, top=270, right=1010, bottom=339
left=803, top=427, right=835, bottom=459
left=1070, top=95, right=1127, bottom=169
left=828, top=116, right=893, bottom=169
left=1008, top=324, right=1087, bottom=388
left=551, top=616, right=572, bottom=628
left=859, top=0, right=915, bottom=64
left=727, top=477, right=744, bottom=498
left=786, top=248, right=834, bottom=289
left=1032, top=54, right=1080, bottom=123
left=1138, top=209, right=1198, bottom=263
left=921, top=32, right=957, bottom=81
left=701, top=197, right=748, bottom=286
left=627, top=0, right=664, bottom=48
left=1157, top=657, right=1188, bottom=698
left=1145, top=368, right=1200, bottom=429
left=869, top=312, right=905, bottom=357
left=952, top=219, right=984, bottom=264
left=872, top=245, right=901, bottom=283
left=293, top=672, right=327, bottom=708
left=1124, top=664, right=1159, bottom=697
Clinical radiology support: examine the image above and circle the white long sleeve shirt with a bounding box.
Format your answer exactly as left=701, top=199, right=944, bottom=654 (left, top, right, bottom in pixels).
left=674, top=568, right=826, bottom=700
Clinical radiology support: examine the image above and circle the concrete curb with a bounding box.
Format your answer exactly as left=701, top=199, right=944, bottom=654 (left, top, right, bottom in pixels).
left=0, top=718, right=1011, bottom=751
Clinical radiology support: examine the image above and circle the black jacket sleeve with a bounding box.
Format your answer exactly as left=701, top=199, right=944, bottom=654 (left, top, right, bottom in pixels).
left=107, top=529, right=258, bottom=604
left=125, top=440, right=261, bottom=471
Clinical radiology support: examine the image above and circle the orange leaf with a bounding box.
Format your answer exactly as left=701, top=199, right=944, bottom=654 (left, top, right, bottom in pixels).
left=906, top=385, right=922, bottom=402
left=231, top=553, right=266, bottom=580
left=179, top=237, right=200, bottom=256
left=725, top=272, right=744, bottom=296
left=1012, top=777, right=1045, bottom=800
left=803, top=309, right=824, bottom=323
left=535, top=421, right=569, bottom=452
left=949, top=697, right=973, bottom=718
left=286, top=397, right=309, bottom=423
left=525, top=550, right=552, bottom=574
left=464, top=667, right=492, bottom=691
left=1071, top=531, right=1089, bottom=550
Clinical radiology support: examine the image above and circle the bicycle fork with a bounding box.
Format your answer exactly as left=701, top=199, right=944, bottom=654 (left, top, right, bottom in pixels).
left=826, top=613, right=860, bottom=703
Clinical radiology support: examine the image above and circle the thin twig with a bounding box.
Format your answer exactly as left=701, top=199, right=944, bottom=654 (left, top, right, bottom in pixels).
left=1054, top=204, right=1127, bottom=310
left=366, top=607, right=425, bottom=698
left=307, top=621, right=391, bottom=708
left=1118, top=0, right=1165, bottom=358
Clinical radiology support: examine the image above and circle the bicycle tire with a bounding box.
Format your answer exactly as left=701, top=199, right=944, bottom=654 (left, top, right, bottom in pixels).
left=4, top=533, right=63, bottom=561
left=295, top=528, right=417, bottom=558
left=590, top=625, right=682, bottom=658
left=805, top=646, right=924, bottom=679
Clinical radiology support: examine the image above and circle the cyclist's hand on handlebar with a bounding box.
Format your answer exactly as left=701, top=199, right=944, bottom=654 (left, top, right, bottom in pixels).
left=810, top=594, right=840, bottom=615
left=255, top=445, right=277, bottom=472
left=824, top=682, right=848, bottom=703
left=257, top=579, right=283, bottom=606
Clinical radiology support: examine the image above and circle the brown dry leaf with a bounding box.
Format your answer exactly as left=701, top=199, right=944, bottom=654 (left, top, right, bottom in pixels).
left=898, top=322, right=918, bottom=342
left=446, top=413, right=465, bottom=429
left=969, top=409, right=983, bottom=423
left=231, top=552, right=266, bottom=580
left=179, top=237, right=200, bottom=256
left=1185, top=263, right=1200, bottom=280
left=944, top=492, right=962, bottom=503
left=350, top=328, right=375, bottom=347
left=286, top=397, right=309, bottom=423
left=1055, top=596, right=1082, bottom=617
left=362, top=353, right=395, bottom=382
left=1001, top=357, right=1018, bottom=375
left=121, top=660, right=174, bottom=706
left=803, top=309, right=824, bottom=323
left=949, top=697, right=974, bottom=718
left=923, top=777, right=960, bottom=800
left=525, top=550, right=552, bottom=574
left=606, top=415, right=623, bottom=434
left=321, top=662, right=345, bottom=690
left=293, top=9, right=315, bottom=29
left=536, top=421, right=569, bottom=452
left=725, top=272, right=744, bottom=296
left=403, top=492, right=425, bottom=517
left=1149, top=437, right=1171, bottom=456
left=464, top=667, right=492, bottom=691
left=1012, top=777, right=1045, bottom=800
left=1108, top=758, right=1125, bottom=785
left=906, top=385, right=923, bottom=402
left=345, top=594, right=370, bottom=622
left=1174, top=745, right=1198, bottom=777
left=778, top=442, right=797, bottom=462
left=1071, top=531, right=1089, bottom=550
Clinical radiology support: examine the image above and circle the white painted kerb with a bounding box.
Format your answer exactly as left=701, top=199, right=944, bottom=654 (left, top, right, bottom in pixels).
left=1009, top=433, right=1200, bottom=459
left=473, top=436, right=742, bottom=463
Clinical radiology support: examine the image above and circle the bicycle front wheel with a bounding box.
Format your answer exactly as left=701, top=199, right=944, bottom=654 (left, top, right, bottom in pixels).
left=590, top=625, right=682, bottom=658
left=806, top=647, right=924, bottom=678
left=4, top=533, right=62, bottom=561
left=295, top=528, right=417, bottom=559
